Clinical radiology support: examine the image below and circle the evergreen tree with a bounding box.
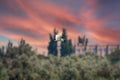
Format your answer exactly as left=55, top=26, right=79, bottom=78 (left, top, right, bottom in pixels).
left=48, top=28, right=58, bottom=56
left=6, top=41, right=13, bottom=58
left=78, top=35, right=89, bottom=51
left=78, top=36, right=83, bottom=45
left=61, top=28, right=74, bottom=56
left=61, top=28, right=67, bottom=41
left=18, top=39, right=34, bottom=56
left=7, top=41, right=13, bottom=51
left=84, top=38, right=88, bottom=51
left=48, top=28, right=74, bottom=56
left=0, top=47, right=4, bottom=58
left=48, top=33, right=54, bottom=54
left=82, top=35, right=86, bottom=46
left=19, top=39, right=26, bottom=55
left=19, top=39, right=25, bottom=46
left=61, top=28, right=68, bottom=56
left=68, top=39, right=74, bottom=54
left=53, top=28, right=58, bottom=55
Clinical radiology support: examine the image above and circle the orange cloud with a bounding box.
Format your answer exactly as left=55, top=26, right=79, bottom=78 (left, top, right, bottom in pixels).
left=0, top=0, right=82, bottom=52
left=90, top=27, right=120, bottom=43
left=0, top=0, right=120, bottom=54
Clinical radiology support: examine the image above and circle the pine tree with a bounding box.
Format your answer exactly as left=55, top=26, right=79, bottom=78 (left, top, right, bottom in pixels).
left=6, top=41, right=13, bottom=57
left=78, top=36, right=83, bottom=45
left=53, top=28, right=58, bottom=55
left=84, top=38, right=88, bottom=51
left=82, top=35, right=85, bottom=46
left=68, top=39, right=73, bottom=54
left=48, top=33, right=54, bottom=54
left=48, top=28, right=74, bottom=56
left=62, top=28, right=67, bottom=41
left=19, top=39, right=26, bottom=55
left=48, top=28, right=58, bottom=56
left=61, top=28, right=74, bottom=56
left=0, top=47, right=4, bottom=58
left=61, top=28, right=68, bottom=56
left=7, top=41, right=13, bottom=48
left=13, top=39, right=34, bottom=58
left=19, top=39, right=25, bottom=46
left=78, top=35, right=89, bottom=51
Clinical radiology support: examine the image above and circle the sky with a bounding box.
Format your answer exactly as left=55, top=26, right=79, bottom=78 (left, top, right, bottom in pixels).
left=0, top=0, right=120, bottom=54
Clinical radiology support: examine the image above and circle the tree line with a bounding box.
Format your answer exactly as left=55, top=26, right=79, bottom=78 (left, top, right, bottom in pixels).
left=0, top=38, right=120, bottom=80
left=0, top=28, right=119, bottom=80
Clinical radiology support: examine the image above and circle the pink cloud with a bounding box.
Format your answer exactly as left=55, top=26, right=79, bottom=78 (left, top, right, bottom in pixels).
left=0, top=0, right=120, bottom=54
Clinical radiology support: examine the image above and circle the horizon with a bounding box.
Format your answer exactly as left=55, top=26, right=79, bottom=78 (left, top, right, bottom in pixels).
left=0, top=0, right=120, bottom=53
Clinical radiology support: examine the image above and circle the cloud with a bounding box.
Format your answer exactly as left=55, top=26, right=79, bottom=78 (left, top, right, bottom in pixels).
left=0, top=0, right=120, bottom=53
left=90, top=27, right=120, bottom=43
left=0, top=0, right=82, bottom=48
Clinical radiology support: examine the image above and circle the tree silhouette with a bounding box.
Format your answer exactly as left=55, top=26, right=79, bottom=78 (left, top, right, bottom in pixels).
left=61, top=28, right=74, bottom=56
left=48, top=28, right=74, bottom=56
left=48, top=28, right=58, bottom=56
left=78, top=36, right=83, bottom=45
left=78, top=35, right=89, bottom=51
left=0, top=46, right=4, bottom=58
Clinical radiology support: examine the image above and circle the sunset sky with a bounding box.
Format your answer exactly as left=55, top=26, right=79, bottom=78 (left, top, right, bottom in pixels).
left=0, top=0, right=120, bottom=54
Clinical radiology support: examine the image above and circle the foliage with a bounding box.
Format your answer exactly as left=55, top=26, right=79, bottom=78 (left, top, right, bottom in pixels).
left=0, top=39, right=40, bottom=80
left=0, top=61, right=8, bottom=80
left=108, top=48, right=120, bottom=62
left=48, top=28, right=58, bottom=56
left=0, top=39, right=120, bottom=80
left=60, top=28, right=74, bottom=56
left=48, top=28, right=75, bottom=56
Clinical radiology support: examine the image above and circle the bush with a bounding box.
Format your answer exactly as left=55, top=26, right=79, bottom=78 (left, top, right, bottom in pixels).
left=0, top=61, right=8, bottom=80
left=0, top=40, right=120, bottom=80
left=109, top=49, right=120, bottom=62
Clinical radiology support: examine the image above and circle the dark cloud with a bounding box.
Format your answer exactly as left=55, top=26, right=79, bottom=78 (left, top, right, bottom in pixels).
left=0, top=26, right=43, bottom=40
left=0, top=0, right=120, bottom=53
left=96, top=0, right=120, bottom=5
left=0, top=0, right=28, bottom=18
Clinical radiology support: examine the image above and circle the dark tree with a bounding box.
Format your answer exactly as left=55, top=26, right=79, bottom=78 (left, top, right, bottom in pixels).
left=105, top=45, right=109, bottom=56
left=78, top=35, right=86, bottom=46
left=61, top=28, right=67, bottom=42
left=78, top=35, right=89, bottom=52
left=68, top=39, right=74, bottom=54
left=48, top=33, right=54, bottom=54
left=84, top=38, right=88, bottom=51
left=48, top=28, right=58, bottom=56
left=19, top=39, right=26, bottom=55
left=82, top=35, right=86, bottom=46
left=0, top=47, right=4, bottom=58
left=18, top=39, right=34, bottom=56
left=94, top=45, right=98, bottom=54
left=53, top=28, right=58, bottom=55
left=6, top=41, right=13, bottom=58
left=61, top=28, right=74, bottom=56
left=61, top=28, right=68, bottom=56
left=78, top=36, right=83, bottom=45
left=19, top=39, right=25, bottom=46
left=48, top=28, right=74, bottom=56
